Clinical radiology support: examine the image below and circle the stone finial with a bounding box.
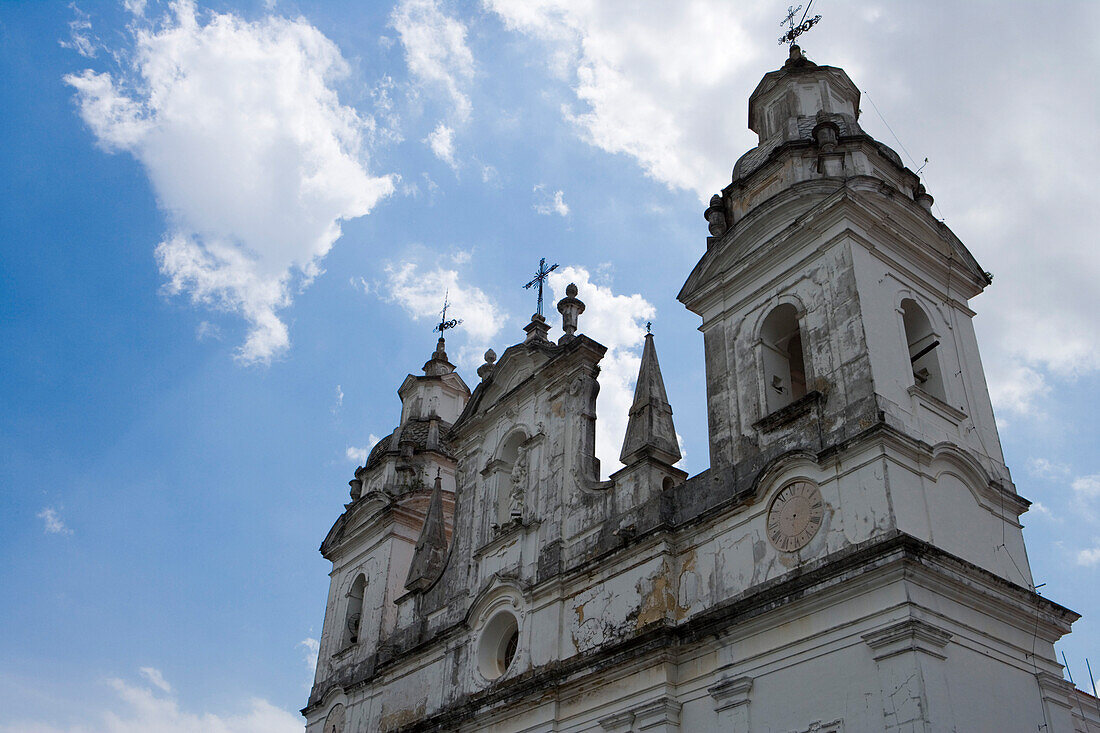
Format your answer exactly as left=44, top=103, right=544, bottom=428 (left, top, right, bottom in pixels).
left=914, top=183, right=934, bottom=212
left=556, top=283, right=586, bottom=344
left=705, top=194, right=728, bottom=237
left=404, top=472, right=449, bottom=593
left=423, top=336, right=456, bottom=376
left=524, top=312, right=551, bottom=344
left=619, top=332, right=681, bottom=467
left=477, top=348, right=497, bottom=380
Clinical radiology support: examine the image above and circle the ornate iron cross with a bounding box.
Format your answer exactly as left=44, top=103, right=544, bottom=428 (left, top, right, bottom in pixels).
left=434, top=290, right=462, bottom=335
left=523, top=258, right=559, bottom=317
left=779, top=2, right=821, bottom=46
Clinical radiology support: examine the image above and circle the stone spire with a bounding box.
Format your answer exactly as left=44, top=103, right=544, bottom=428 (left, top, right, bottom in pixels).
left=619, top=331, right=681, bottom=466
left=404, top=472, right=448, bottom=593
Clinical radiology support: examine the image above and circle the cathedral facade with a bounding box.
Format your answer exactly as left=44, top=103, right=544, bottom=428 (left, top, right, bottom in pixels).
left=303, top=47, right=1098, bottom=732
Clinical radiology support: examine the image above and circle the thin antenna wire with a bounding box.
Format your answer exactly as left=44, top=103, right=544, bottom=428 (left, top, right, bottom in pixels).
left=1064, top=652, right=1094, bottom=732
left=862, top=90, right=947, bottom=221
left=1088, top=659, right=1100, bottom=722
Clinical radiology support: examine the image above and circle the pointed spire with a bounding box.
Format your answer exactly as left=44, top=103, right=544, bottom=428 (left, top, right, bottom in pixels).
left=404, top=471, right=449, bottom=593
left=619, top=331, right=681, bottom=467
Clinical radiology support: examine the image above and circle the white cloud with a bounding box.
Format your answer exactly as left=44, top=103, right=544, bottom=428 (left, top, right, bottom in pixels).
left=349, top=276, right=371, bottom=295
left=1028, top=501, right=1055, bottom=520
left=486, top=3, right=1100, bottom=432
left=332, top=384, right=344, bottom=414
left=1028, top=457, right=1071, bottom=481
left=298, top=637, right=320, bottom=672
left=425, top=122, right=457, bottom=169
left=533, top=184, right=569, bottom=216
left=37, top=508, right=72, bottom=536
left=391, top=0, right=475, bottom=121
left=60, top=4, right=100, bottom=58
left=346, top=434, right=381, bottom=464
left=1077, top=544, right=1100, bottom=567
left=123, top=0, right=148, bottom=16
left=195, top=320, right=222, bottom=342
left=0, top=671, right=300, bottom=733
left=1072, top=476, right=1100, bottom=501
left=487, top=0, right=763, bottom=200
left=548, top=266, right=655, bottom=478
left=138, top=667, right=170, bottom=693
left=65, top=1, right=394, bottom=364
left=381, top=261, right=506, bottom=344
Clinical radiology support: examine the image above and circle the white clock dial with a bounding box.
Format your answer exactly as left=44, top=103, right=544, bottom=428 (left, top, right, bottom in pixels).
left=323, top=704, right=346, bottom=733
left=766, top=481, right=824, bottom=552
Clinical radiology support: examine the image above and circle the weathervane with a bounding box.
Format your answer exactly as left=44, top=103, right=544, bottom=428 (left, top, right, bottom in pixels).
left=523, top=257, right=559, bottom=317
left=434, top=289, right=462, bottom=336
left=778, top=2, right=821, bottom=46
left=646, top=321, right=652, bottom=334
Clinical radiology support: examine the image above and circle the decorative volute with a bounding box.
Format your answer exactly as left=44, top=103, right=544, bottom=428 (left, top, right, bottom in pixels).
left=404, top=472, right=448, bottom=593
left=619, top=332, right=680, bottom=467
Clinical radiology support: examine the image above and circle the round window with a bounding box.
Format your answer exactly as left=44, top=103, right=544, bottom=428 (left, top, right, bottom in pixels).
left=477, top=611, right=520, bottom=681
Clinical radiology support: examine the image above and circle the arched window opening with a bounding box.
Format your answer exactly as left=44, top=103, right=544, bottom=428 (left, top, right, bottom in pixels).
left=495, top=431, right=528, bottom=527
left=344, top=574, right=366, bottom=646
left=901, top=299, right=946, bottom=401
left=760, top=304, right=807, bottom=413
left=477, top=610, right=520, bottom=681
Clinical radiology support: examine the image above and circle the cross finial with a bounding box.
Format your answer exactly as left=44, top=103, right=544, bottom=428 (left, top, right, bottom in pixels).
left=523, top=257, right=559, bottom=317
left=778, top=1, right=821, bottom=46
left=646, top=321, right=652, bottom=334
left=434, top=289, right=462, bottom=336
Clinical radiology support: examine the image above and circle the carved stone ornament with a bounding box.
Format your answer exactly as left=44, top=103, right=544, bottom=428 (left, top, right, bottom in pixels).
left=705, top=194, right=728, bottom=237
left=509, top=447, right=528, bottom=520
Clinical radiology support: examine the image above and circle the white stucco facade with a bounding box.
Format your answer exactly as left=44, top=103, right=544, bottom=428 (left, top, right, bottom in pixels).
left=303, top=47, right=1097, bottom=733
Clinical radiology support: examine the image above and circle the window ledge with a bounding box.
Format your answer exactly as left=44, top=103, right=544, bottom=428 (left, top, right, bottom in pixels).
left=753, top=390, right=825, bottom=433
left=907, top=385, right=966, bottom=423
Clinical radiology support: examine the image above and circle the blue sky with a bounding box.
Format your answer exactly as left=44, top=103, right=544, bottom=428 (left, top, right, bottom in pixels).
left=2, top=1, right=1100, bottom=729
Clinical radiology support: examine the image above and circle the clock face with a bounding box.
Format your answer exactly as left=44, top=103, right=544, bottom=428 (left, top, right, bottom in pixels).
left=323, top=704, right=345, bottom=733
left=767, top=481, right=824, bottom=552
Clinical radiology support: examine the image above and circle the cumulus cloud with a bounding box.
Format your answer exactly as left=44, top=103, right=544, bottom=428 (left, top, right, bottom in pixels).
left=346, top=434, right=381, bottom=464
left=425, top=122, right=457, bottom=169
left=548, top=266, right=655, bottom=478
left=487, top=0, right=763, bottom=200
left=486, top=2, right=1100, bottom=430
left=37, top=508, right=72, bottom=536
left=391, top=0, right=475, bottom=121
left=533, top=184, right=569, bottom=216
left=0, top=670, right=300, bottom=733
left=381, top=261, right=506, bottom=345
left=65, top=1, right=394, bottom=364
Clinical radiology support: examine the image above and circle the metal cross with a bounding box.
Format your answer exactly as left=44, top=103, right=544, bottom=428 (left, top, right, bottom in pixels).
left=646, top=321, right=652, bottom=334
left=434, top=289, right=462, bottom=335
left=523, top=257, right=559, bottom=317
left=778, top=1, right=821, bottom=46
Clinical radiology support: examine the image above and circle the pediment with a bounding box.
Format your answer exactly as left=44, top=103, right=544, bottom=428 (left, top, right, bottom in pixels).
left=451, top=343, right=553, bottom=431
left=319, top=491, right=394, bottom=559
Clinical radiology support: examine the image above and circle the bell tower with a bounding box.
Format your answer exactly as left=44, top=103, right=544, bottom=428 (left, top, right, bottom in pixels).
left=680, top=44, right=1021, bottom=585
